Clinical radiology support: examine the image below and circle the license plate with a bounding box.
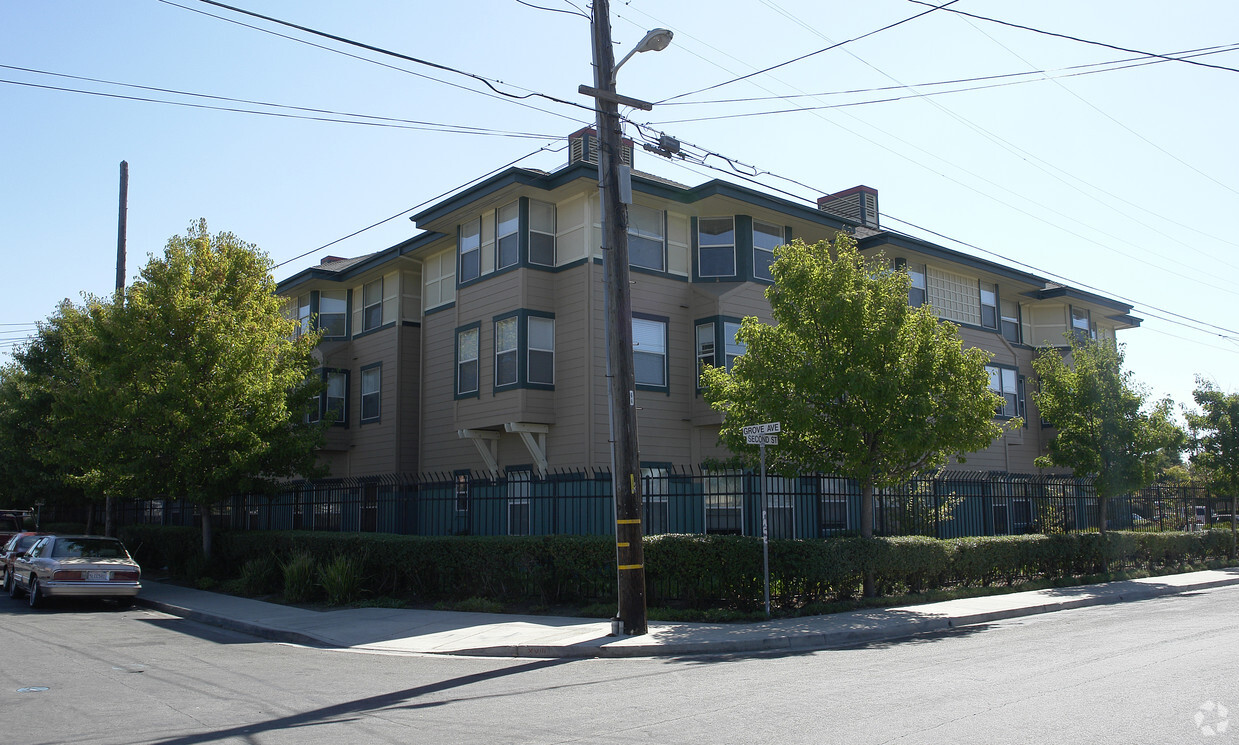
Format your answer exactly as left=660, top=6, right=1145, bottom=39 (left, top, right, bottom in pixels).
left=87, top=571, right=109, bottom=581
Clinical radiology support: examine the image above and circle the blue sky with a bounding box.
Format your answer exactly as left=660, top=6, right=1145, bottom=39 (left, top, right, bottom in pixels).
left=2, top=0, right=1235, bottom=417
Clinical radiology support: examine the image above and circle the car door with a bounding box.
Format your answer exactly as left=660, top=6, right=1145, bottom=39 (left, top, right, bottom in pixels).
left=13, top=537, right=50, bottom=590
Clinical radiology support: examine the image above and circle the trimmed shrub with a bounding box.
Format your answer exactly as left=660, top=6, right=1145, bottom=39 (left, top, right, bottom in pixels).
left=126, top=526, right=1237, bottom=615
left=238, top=555, right=281, bottom=596
left=319, top=554, right=365, bottom=606
left=119, top=524, right=203, bottom=576
left=280, top=551, right=318, bottom=603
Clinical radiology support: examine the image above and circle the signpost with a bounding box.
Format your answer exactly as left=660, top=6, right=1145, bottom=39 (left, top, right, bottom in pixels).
left=743, top=421, right=780, bottom=618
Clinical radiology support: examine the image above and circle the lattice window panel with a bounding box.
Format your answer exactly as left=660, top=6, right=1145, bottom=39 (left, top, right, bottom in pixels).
left=927, top=267, right=980, bottom=325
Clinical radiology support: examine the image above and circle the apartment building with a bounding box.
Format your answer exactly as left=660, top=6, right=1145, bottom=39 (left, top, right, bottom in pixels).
left=275, top=128, right=1140, bottom=482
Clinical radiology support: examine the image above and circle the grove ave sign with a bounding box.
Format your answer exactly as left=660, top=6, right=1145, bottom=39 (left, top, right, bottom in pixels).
left=743, top=421, right=780, bottom=446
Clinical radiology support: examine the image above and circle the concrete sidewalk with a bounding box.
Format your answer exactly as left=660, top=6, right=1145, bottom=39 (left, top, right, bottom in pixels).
left=135, top=568, right=1239, bottom=658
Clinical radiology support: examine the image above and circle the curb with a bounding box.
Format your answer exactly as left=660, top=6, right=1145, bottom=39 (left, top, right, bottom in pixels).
left=135, top=572, right=1239, bottom=659
left=135, top=598, right=329, bottom=649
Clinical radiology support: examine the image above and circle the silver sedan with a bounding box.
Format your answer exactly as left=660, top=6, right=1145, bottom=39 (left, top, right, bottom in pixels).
left=7, top=535, right=141, bottom=608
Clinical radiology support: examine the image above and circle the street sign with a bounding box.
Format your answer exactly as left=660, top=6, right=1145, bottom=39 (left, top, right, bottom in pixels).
left=745, top=434, right=778, bottom=446
left=741, top=422, right=781, bottom=436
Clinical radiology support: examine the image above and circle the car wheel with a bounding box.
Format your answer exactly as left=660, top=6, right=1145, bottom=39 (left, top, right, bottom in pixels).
left=27, top=577, right=42, bottom=609
left=7, top=571, right=23, bottom=599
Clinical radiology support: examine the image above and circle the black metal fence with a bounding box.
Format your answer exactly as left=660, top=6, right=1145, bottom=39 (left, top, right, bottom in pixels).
left=114, top=469, right=1232, bottom=540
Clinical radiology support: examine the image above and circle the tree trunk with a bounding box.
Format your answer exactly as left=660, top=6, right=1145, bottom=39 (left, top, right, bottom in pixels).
left=861, top=481, right=875, bottom=598
left=1098, top=495, right=1108, bottom=536
left=201, top=508, right=214, bottom=561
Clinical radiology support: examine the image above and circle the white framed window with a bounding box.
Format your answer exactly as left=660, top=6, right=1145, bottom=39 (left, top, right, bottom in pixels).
left=704, top=470, right=743, bottom=534
left=456, top=327, right=479, bottom=396
left=698, top=216, right=735, bottom=277
left=633, top=317, right=667, bottom=387
left=765, top=476, right=795, bottom=539
left=724, top=321, right=745, bottom=371
left=641, top=466, right=671, bottom=535
left=628, top=204, right=665, bottom=271
left=527, top=316, right=554, bottom=385
left=696, top=321, right=715, bottom=377
left=496, top=201, right=519, bottom=270
left=908, top=262, right=926, bottom=307
left=423, top=249, right=456, bottom=310
left=459, top=218, right=481, bottom=282
left=297, top=293, right=312, bottom=337
left=360, top=365, right=381, bottom=423
left=325, top=370, right=347, bottom=424
left=507, top=470, right=531, bottom=536
left=986, top=365, right=1021, bottom=418
left=362, top=279, right=384, bottom=331
left=319, top=290, right=347, bottom=338
left=1001, top=298, right=1021, bottom=344
left=980, top=282, right=998, bottom=330
left=529, top=199, right=556, bottom=267
left=1071, top=306, right=1094, bottom=341
left=753, top=220, right=782, bottom=280
left=494, top=316, right=518, bottom=388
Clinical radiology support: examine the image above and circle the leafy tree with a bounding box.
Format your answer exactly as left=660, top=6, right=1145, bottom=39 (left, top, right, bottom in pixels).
left=113, top=220, right=326, bottom=557
left=1, top=299, right=124, bottom=525
left=701, top=235, right=1013, bottom=594
left=1031, top=335, right=1181, bottom=534
left=1186, top=378, right=1239, bottom=553
left=0, top=363, right=67, bottom=511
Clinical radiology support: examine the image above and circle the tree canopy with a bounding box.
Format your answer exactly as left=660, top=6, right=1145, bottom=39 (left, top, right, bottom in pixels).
left=1186, top=378, right=1239, bottom=546
left=1, top=220, right=325, bottom=554
left=1031, top=334, right=1182, bottom=533
left=701, top=234, right=1013, bottom=555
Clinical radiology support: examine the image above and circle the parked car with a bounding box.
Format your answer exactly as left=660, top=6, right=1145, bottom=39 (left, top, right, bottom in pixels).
left=7, top=535, right=141, bottom=608
left=0, top=532, right=49, bottom=591
left=0, top=510, right=29, bottom=548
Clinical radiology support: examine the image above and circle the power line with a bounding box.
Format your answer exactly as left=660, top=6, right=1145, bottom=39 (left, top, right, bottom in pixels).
left=634, top=105, right=1239, bottom=297
left=633, top=125, right=1237, bottom=346
left=907, top=1, right=1239, bottom=76
left=514, top=0, right=589, bottom=19
left=0, top=65, right=560, bottom=138
left=1, top=77, right=566, bottom=136
left=171, top=0, right=596, bottom=114
left=624, top=6, right=1239, bottom=281
left=656, top=0, right=962, bottom=104
left=272, top=142, right=567, bottom=269
left=880, top=213, right=1239, bottom=339
left=953, top=20, right=1239, bottom=201
left=655, top=44, right=1239, bottom=111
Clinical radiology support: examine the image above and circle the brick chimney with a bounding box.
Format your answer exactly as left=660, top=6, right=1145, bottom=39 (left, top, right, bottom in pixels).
left=818, top=185, right=879, bottom=229
left=568, top=126, right=633, bottom=168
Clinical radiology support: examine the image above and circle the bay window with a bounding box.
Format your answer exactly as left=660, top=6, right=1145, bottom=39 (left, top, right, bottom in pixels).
left=698, top=217, right=735, bottom=277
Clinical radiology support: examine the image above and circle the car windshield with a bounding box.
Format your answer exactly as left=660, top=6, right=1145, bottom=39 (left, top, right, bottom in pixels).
left=16, top=536, right=40, bottom=551
left=50, top=538, right=129, bottom=559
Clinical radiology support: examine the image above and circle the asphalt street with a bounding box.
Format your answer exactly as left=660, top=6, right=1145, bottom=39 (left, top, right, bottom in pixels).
left=1, top=584, right=1235, bottom=744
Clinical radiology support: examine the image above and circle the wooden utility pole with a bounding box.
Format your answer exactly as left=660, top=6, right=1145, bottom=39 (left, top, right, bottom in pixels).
left=590, top=0, right=647, bottom=635
left=107, top=160, right=128, bottom=539
left=116, top=161, right=128, bottom=293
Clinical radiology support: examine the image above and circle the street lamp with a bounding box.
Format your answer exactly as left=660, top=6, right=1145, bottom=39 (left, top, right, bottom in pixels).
left=582, top=4, right=672, bottom=636
left=612, top=28, right=673, bottom=83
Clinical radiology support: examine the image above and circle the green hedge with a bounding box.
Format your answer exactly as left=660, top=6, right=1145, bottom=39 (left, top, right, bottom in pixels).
left=214, top=531, right=616, bottom=604
left=124, top=527, right=1236, bottom=611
